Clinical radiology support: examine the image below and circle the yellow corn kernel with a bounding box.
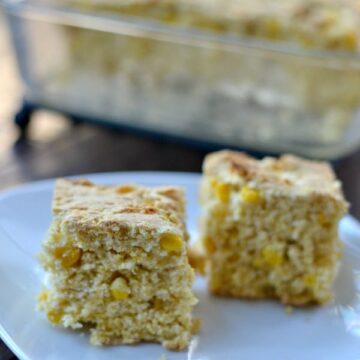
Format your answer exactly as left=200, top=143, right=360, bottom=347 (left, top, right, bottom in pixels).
left=111, top=276, right=130, bottom=300
left=38, top=290, right=49, bottom=302
left=240, top=186, right=262, bottom=204
left=303, top=273, right=316, bottom=287
left=53, top=245, right=82, bottom=268
left=159, top=233, right=184, bottom=252
left=215, top=182, right=231, bottom=203
left=262, top=246, right=283, bottom=267
left=47, top=310, right=63, bottom=325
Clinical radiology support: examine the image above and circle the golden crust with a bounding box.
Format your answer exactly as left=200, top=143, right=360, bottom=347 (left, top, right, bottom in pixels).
left=203, top=150, right=348, bottom=204
left=53, top=179, right=187, bottom=238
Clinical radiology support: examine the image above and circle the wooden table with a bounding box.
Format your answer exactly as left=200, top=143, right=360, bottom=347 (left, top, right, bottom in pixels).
left=0, top=9, right=359, bottom=360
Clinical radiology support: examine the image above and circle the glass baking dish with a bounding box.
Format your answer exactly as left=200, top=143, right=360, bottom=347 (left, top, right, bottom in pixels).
left=2, top=0, right=360, bottom=159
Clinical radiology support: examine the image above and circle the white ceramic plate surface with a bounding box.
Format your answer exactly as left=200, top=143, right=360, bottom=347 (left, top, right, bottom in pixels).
left=0, top=172, right=360, bottom=360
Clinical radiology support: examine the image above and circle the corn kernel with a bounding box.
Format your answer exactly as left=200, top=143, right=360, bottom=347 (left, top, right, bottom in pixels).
left=47, top=310, right=63, bottom=325
left=53, top=246, right=82, bottom=268
left=303, top=273, right=316, bottom=287
left=262, top=246, right=283, bottom=267
left=240, top=186, right=262, bottom=204
left=160, top=233, right=184, bottom=252
left=111, top=276, right=130, bottom=300
left=215, top=182, right=231, bottom=203
left=38, top=290, right=48, bottom=302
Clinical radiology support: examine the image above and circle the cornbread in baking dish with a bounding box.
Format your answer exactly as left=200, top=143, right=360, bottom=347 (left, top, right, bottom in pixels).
left=199, top=150, right=348, bottom=305
left=38, top=179, right=197, bottom=350
left=28, top=0, right=360, bottom=155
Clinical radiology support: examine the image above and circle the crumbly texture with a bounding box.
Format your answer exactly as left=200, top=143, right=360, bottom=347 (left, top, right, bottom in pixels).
left=38, top=179, right=197, bottom=350
left=199, top=150, right=348, bottom=305
left=187, top=243, right=207, bottom=276
left=67, top=0, right=360, bottom=51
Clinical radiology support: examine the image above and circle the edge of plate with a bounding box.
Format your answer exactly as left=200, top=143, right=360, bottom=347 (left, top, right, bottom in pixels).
left=0, top=324, right=31, bottom=360
left=0, top=171, right=202, bottom=199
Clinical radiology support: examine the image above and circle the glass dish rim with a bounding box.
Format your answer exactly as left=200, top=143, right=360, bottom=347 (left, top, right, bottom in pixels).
left=2, top=0, right=360, bottom=64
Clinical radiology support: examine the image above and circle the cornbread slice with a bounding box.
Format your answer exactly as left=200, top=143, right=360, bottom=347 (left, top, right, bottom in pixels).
left=38, top=179, right=197, bottom=350
left=200, top=150, right=348, bottom=305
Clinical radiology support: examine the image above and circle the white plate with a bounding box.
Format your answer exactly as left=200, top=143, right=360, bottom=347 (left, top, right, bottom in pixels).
left=0, top=172, right=360, bottom=360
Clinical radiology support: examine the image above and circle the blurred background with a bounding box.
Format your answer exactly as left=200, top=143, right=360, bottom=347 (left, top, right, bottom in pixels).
left=1, top=1, right=360, bottom=357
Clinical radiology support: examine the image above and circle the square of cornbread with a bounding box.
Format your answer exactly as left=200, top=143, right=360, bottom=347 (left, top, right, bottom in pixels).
left=199, top=151, right=348, bottom=305
left=38, top=179, right=197, bottom=350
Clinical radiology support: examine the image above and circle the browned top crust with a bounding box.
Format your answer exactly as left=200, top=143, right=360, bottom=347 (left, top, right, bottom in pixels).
left=203, top=150, right=348, bottom=203
left=52, top=178, right=186, bottom=235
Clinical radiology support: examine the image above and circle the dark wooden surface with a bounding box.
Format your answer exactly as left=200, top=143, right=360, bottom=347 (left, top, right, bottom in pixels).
left=0, top=9, right=359, bottom=360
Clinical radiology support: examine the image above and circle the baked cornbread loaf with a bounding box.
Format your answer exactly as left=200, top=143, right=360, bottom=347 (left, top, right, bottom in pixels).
left=69, top=0, right=360, bottom=51
left=199, top=150, right=348, bottom=305
left=38, top=179, right=197, bottom=350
